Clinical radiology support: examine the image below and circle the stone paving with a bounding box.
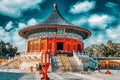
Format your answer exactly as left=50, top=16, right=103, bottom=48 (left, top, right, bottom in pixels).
left=0, top=70, right=120, bottom=80
left=88, top=70, right=120, bottom=80
left=0, top=72, right=37, bottom=80
left=0, top=72, right=89, bottom=80
left=52, top=72, right=88, bottom=80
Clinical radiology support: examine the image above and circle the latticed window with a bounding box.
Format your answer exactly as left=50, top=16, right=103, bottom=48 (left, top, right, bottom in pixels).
left=33, top=39, right=39, bottom=51
left=34, top=43, right=38, bottom=51
left=27, top=41, right=30, bottom=52
left=29, top=42, right=32, bottom=51
left=50, top=42, right=52, bottom=51
left=41, top=42, right=45, bottom=50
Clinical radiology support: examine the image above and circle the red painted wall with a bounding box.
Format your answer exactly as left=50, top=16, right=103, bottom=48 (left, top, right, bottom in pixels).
left=27, top=38, right=84, bottom=56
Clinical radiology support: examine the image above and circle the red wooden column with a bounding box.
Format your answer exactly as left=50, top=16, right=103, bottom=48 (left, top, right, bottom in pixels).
left=39, top=39, right=41, bottom=52
left=53, top=38, right=56, bottom=56
left=51, top=39, right=55, bottom=56
left=64, top=38, right=67, bottom=52
left=46, top=38, right=48, bottom=51
left=76, top=41, right=78, bottom=51
left=31, top=40, right=34, bottom=52
left=70, top=38, right=74, bottom=52
left=73, top=40, right=77, bottom=52
left=26, top=41, right=29, bottom=52
left=81, top=42, right=84, bottom=51
left=79, top=41, right=84, bottom=51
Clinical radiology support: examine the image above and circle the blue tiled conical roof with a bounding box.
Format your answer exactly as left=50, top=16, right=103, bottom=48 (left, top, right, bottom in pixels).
left=37, top=4, right=73, bottom=26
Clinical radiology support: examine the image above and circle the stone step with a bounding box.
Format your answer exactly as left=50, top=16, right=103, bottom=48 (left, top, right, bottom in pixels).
left=69, top=57, right=81, bottom=71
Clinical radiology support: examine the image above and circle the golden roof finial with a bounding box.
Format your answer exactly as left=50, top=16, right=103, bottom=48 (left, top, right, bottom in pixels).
left=54, top=3, right=57, bottom=10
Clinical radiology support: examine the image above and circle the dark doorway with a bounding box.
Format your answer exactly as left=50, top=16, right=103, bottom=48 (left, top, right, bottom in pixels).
left=57, top=42, right=63, bottom=50
left=78, top=44, right=81, bottom=52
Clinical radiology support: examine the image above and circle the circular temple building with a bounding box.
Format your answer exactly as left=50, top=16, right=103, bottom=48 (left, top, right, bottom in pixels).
left=19, top=4, right=91, bottom=56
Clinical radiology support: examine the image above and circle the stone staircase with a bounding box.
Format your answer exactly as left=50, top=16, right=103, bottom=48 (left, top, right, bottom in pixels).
left=0, top=58, right=21, bottom=69
left=53, top=54, right=83, bottom=72
left=69, top=57, right=81, bottom=72
left=57, top=54, right=72, bottom=71
left=0, top=54, right=41, bottom=70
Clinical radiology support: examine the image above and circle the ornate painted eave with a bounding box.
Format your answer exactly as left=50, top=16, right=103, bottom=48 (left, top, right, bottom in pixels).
left=19, top=25, right=91, bottom=39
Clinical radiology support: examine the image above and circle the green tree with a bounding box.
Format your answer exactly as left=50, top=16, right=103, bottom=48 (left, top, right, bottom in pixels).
left=85, top=40, right=120, bottom=57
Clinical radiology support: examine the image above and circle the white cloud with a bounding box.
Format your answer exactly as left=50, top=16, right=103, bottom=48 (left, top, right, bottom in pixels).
left=106, top=25, right=120, bottom=42
left=10, top=28, right=26, bottom=51
left=5, top=21, right=14, bottom=30
left=69, top=1, right=95, bottom=14
left=0, top=27, right=5, bottom=36
left=105, top=2, right=117, bottom=8
left=84, top=33, right=106, bottom=47
left=0, top=18, right=38, bottom=52
left=0, top=0, right=44, bottom=18
left=18, top=23, right=27, bottom=30
left=105, top=2, right=119, bottom=16
left=72, top=17, right=87, bottom=26
left=71, top=14, right=113, bottom=30
left=88, top=14, right=112, bottom=29
left=84, top=25, right=120, bottom=48
left=27, top=18, right=37, bottom=26
left=18, top=18, right=37, bottom=30
left=0, top=27, right=11, bottom=42
left=12, top=18, right=38, bottom=51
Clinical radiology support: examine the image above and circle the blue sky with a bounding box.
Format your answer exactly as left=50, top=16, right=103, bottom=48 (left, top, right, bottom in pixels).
left=0, top=0, right=120, bottom=52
